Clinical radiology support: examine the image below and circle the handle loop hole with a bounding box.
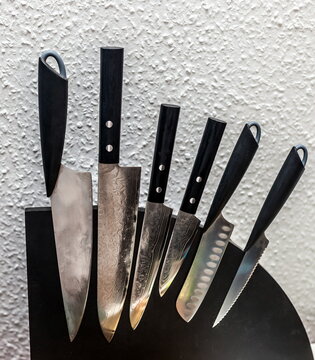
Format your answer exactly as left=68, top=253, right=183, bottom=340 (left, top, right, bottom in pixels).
left=40, top=50, right=67, bottom=78
left=247, top=121, right=261, bottom=143
left=295, top=144, right=308, bottom=166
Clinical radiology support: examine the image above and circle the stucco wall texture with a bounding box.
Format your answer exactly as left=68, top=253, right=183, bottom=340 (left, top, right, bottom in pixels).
left=0, top=0, right=314, bottom=358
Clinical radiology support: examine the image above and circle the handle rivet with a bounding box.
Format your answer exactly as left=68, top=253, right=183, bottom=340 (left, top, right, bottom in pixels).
left=196, top=176, right=202, bottom=183
left=106, top=121, right=113, bottom=128
left=189, top=197, right=196, bottom=204
left=156, top=187, right=162, bottom=193
left=159, top=164, right=165, bottom=171
left=106, top=145, right=113, bottom=152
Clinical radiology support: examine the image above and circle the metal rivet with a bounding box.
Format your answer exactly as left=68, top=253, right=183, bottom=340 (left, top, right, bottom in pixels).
left=196, top=176, right=202, bottom=183
left=106, top=145, right=113, bottom=152
left=219, top=233, right=228, bottom=240
left=106, top=121, right=113, bottom=128
left=159, top=164, right=165, bottom=171
left=189, top=198, right=196, bottom=204
left=156, top=187, right=162, bottom=193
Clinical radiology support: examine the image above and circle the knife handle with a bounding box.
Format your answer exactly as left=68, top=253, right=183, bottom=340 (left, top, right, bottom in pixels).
left=99, top=47, right=123, bottom=164
left=148, top=104, right=180, bottom=203
left=180, top=118, right=226, bottom=214
left=204, top=122, right=261, bottom=229
left=244, top=145, right=307, bottom=251
left=38, top=50, right=68, bottom=197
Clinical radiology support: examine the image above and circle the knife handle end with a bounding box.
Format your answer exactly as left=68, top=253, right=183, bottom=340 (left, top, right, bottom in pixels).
left=245, top=145, right=307, bottom=251
left=181, top=117, right=226, bottom=214
left=148, top=104, right=180, bottom=203
left=99, top=47, right=124, bottom=164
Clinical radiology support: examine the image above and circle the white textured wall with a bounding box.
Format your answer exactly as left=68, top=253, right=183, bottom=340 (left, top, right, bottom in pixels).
left=0, top=0, right=314, bottom=358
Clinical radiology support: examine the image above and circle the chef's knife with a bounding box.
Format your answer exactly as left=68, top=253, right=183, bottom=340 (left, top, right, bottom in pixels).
left=177, top=122, right=261, bottom=322
left=159, top=117, right=226, bottom=297
left=213, top=144, right=308, bottom=327
left=97, top=47, right=141, bottom=342
left=130, top=104, right=180, bottom=329
left=38, top=50, right=93, bottom=342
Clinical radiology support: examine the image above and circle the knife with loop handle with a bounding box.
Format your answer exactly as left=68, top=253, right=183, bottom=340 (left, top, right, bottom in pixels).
left=213, top=144, right=308, bottom=327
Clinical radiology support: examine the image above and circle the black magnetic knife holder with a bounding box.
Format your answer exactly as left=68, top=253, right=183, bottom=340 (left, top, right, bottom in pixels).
left=25, top=207, right=313, bottom=360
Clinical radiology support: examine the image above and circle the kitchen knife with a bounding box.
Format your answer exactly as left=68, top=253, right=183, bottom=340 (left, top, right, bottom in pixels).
left=213, top=144, right=308, bottom=327
left=38, top=50, right=93, bottom=342
left=177, top=122, right=261, bottom=322
left=130, top=104, right=180, bottom=329
left=159, top=117, right=226, bottom=297
left=97, top=47, right=141, bottom=342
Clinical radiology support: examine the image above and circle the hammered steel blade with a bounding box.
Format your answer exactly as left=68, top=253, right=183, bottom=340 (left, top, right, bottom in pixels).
left=50, top=164, right=93, bottom=342
left=159, top=210, right=200, bottom=297
left=213, top=234, right=269, bottom=327
left=130, top=201, right=172, bottom=329
left=98, top=163, right=141, bottom=342
left=176, top=213, right=234, bottom=322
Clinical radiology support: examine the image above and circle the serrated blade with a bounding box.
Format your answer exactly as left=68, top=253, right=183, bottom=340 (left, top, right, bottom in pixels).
left=50, top=164, right=93, bottom=342
left=159, top=210, right=200, bottom=297
left=130, top=201, right=172, bottom=329
left=98, top=163, right=141, bottom=342
left=213, top=234, right=269, bottom=327
left=176, top=213, right=234, bottom=322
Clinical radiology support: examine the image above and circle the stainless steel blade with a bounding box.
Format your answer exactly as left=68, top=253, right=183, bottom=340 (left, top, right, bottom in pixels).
left=130, top=201, right=172, bottom=329
left=176, top=213, right=234, bottom=322
left=213, top=234, right=269, bottom=327
left=50, top=164, right=93, bottom=342
left=97, top=163, right=141, bottom=342
left=159, top=210, right=200, bottom=297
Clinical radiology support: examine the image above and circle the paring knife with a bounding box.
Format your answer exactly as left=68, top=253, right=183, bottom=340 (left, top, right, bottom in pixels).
left=159, top=117, right=226, bottom=297
left=97, top=47, right=141, bottom=342
left=38, top=50, right=93, bottom=342
left=177, top=122, right=261, bottom=322
left=213, top=144, right=308, bottom=327
left=130, top=104, right=180, bottom=329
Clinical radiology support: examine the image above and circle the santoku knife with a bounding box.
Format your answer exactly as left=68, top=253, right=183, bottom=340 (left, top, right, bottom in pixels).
left=97, top=47, right=141, bottom=342
left=159, top=117, right=226, bottom=297
left=130, top=104, right=180, bottom=329
left=177, top=122, right=261, bottom=322
left=213, top=144, right=308, bottom=327
left=38, top=50, right=93, bottom=342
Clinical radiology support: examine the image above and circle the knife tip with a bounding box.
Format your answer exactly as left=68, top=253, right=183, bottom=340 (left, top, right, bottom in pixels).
left=158, top=284, right=167, bottom=297
left=103, top=330, right=115, bottom=343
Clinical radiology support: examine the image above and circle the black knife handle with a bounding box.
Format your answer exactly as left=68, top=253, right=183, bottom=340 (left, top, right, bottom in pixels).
left=38, top=50, right=68, bottom=197
left=204, top=122, right=261, bottom=229
left=148, top=104, right=180, bottom=203
left=244, top=145, right=307, bottom=251
left=99, top=47, right=123, bottom=164
left=180, top=118, right=226, bottom=214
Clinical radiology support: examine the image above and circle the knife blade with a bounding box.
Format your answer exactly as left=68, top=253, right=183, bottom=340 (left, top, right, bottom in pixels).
left=38, top=50, right=93, bottom=342
left=97, top=47, right=141, bottom=342
left=176, top=122, right=261, bottom=322
left=130, top=104, right=180, bottom=329
left=213, top=144, right=308, bottom=327
left=159, top=117, right=226, bottom=297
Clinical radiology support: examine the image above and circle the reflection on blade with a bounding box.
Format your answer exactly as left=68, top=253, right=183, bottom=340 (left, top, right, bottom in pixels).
left=51, top=164, right=93, bottom=342
left=130, top=202, right=172, bottom=329
left=98, top=163, right=141, bottom=342
left=213, top=234, right=269, bottom=327
left=176, top=213, right=234, bottom=322
left=159, top=210, right=200, bottom=297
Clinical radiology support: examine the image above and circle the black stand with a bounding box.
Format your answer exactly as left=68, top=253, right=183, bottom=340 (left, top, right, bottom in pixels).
left=25, top=207, right=313, bottom=360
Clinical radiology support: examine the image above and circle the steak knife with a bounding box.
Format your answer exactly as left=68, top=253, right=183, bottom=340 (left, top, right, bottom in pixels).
left=130, top=104, right=180, bottom=329
left=97, top=47, right=141, bottom=342
left=38, top=50, right=93, bottom=341
left=213, top=145, right=308, bottom=327
left=177, top=122, right=261, bottom=322
left=159, top=117, right=226, bottom=297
